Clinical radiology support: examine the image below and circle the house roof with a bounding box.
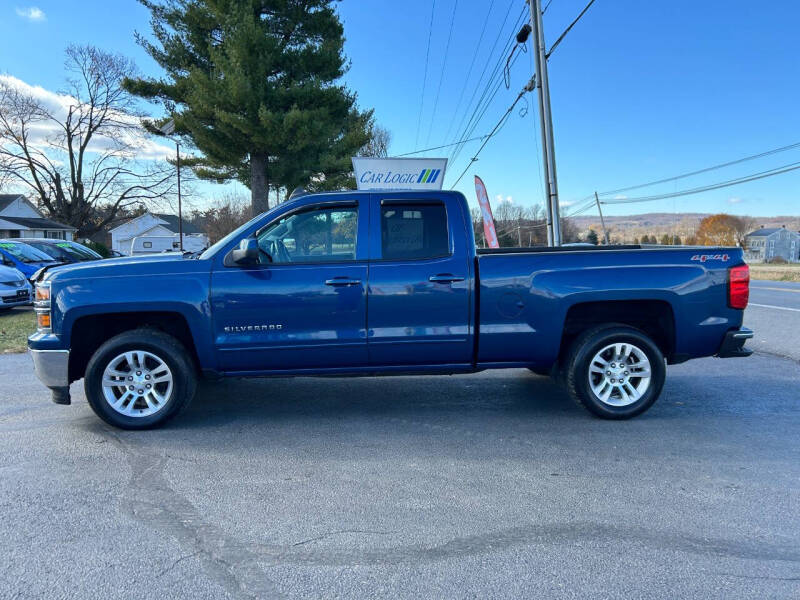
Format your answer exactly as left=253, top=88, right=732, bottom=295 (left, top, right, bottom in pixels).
left=109, top=211, right=202, bottom=235
left=0, top=194, right=25, bottom=212
left=0, top=215, right=77, bottom=230
left=747, top=228, right=789, bottom=237
left=152, top=213, right=202, bottom=235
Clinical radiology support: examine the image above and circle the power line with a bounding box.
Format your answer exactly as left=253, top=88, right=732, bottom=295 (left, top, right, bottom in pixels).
left=449, top=78, right=534, bottom=188
left=546, top=0, right=597, bottom=59
left=449, top=7, right=527, bottom=166
left=394, top=134, right=490, bottom=157
left=600, top=160, right=800, bottom=204
left=595, top=140, right=800, bottom=197
left=414, top=0, right=437, bottom=150
left=542, top=0, right=555, bottom=14
left=440, top=0, right=496, bottom=147
left=426, top=0, right=460, bottom=147
left=446, top=1, right=520, bottom=162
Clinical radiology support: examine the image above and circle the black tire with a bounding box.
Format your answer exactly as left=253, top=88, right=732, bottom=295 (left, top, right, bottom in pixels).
left=565, top=325, right=665, bottom=419
left=84, top=329, right=197, bottom=430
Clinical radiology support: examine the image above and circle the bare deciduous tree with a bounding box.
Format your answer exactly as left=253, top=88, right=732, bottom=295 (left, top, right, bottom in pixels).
left=471, top=201, right=551, bottom=247
left=0, top=45, right=174, bottom=237
left=189, top=194, right=252, bottom=244
left=359, top=123, right=391, bottom=159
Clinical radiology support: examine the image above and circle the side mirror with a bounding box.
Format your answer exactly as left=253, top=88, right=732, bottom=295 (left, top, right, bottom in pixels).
left=230, top=238, right=259, bottom=265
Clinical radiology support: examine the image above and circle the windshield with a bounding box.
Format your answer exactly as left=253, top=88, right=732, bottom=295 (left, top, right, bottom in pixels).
left=199, top=212, right=265, bottom=260
left=62, top=242, right=101, bottom=259
left=0, top=241, right=56, bottom=263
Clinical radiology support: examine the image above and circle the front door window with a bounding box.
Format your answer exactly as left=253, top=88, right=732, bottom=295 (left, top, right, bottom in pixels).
left=257, top=207, right=357, bottom=264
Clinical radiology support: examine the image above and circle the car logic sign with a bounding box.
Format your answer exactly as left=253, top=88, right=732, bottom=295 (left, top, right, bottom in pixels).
left=352, top=157, right=448, bottom=191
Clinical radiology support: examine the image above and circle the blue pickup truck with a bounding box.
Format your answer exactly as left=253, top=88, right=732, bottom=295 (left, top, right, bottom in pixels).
left=28, top=190, right=752, bottom=429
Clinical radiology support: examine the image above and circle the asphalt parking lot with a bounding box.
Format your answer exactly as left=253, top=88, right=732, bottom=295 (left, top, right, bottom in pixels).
left=1, top=290, right=799, bottom=599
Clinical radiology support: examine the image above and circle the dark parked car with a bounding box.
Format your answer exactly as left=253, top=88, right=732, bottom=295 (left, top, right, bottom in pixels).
left=16, top=239, right=102, bottom=264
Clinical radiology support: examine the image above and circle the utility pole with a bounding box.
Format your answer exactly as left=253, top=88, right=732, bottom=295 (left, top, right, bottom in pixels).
left=594, top=191, right=609, bottom=244
left=160, top=118, right=183, bottom=252
left=528, top=0, right=562, bottom=246
left=176, top=141, right=183, bottom=251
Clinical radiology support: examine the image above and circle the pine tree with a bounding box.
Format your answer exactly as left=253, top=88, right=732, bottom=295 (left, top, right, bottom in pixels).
left=125, top=0, right=373, bottom=213
left=586, top=229, right=599, bottom=245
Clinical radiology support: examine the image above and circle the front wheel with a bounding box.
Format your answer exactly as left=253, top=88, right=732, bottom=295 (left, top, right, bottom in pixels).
left=84, top=329, right=197, bottom=430
left=565, top=325, right=666, bottom=419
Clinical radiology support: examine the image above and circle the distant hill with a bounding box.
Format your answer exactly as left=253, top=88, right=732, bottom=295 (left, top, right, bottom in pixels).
left=568, top=212, right=800, bottom=242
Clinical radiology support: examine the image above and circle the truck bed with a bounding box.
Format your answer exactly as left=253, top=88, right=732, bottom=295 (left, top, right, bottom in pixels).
left=475, top=245, right=744, bottom=367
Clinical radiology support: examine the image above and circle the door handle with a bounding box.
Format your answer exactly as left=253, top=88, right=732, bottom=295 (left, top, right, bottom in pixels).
left=429, top=274, right=465, bottom=284
left=325, top=277, right=362, bottom=287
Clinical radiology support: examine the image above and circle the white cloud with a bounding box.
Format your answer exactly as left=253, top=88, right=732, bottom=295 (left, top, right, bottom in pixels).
left=494, top=194, right=512, bottom=204
left=613, top=194, right=627, bottom=200
left=15, top=6, right=46, bottom=22
left=560, top=200, right=575, bottom=208
left=0, top=74, right=173, bottom=161
left=728, top=197, right=743, bottom=204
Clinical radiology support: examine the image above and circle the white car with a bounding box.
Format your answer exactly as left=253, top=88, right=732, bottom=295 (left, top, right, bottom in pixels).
left=0, top=265, right=33, bottom=310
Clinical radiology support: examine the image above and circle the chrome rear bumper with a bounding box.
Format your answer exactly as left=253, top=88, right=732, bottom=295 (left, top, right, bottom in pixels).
left=717, top=327, right=753, bottom=358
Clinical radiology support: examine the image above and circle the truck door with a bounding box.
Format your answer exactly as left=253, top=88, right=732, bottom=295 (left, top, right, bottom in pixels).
left=366, top=193, right=473, bottom=366
left=210, top=199, right=369, bottom=372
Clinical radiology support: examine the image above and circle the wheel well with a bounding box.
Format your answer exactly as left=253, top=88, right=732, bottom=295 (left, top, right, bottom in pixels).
left=68, top=312, right=199, bottom=383
left=558, top=300, right=675, bottom=364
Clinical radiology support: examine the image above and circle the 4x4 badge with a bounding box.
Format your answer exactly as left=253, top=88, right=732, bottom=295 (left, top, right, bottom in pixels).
left=691, top=254, right=730, bottom=262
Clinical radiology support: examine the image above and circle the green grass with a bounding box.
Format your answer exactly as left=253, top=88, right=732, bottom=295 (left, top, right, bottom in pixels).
left=0, top=309, right=36, bottom=353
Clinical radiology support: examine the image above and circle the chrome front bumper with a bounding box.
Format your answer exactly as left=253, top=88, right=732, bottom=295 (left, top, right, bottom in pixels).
left=30, top=349, right=70, bottom=388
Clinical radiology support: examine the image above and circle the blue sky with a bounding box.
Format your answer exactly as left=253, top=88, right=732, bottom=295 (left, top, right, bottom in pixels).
left=2, top=0, right=799, bottom=216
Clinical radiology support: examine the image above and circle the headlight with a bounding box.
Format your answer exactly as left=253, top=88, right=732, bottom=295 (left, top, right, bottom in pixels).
left=35, top=282, right=51, bottom=333
left=35, top=284, right=51, bottom=303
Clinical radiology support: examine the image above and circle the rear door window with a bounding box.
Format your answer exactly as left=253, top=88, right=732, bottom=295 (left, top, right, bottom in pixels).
left=380, top=203, right=449, bottom=260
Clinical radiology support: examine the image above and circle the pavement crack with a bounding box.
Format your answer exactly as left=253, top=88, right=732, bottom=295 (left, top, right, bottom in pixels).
left=292, top=530, right=397, bottom=547
left=155, top=550, right=202, bottom=579
left=102, top=427, right=284, bottom=600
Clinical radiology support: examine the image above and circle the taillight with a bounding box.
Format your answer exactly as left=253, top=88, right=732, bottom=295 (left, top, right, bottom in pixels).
left=728, top=264, right=749, bottom=309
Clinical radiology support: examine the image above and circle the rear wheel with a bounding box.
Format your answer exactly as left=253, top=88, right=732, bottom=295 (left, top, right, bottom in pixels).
left=85, top=329, right=197, bottom=429
left=565, top=325, right=665, bottom=419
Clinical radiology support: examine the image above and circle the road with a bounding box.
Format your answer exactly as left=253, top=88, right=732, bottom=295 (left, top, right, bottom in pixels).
left=746, top=280, right=800, bottom=361
left=1, top=302, right=799, bottom=599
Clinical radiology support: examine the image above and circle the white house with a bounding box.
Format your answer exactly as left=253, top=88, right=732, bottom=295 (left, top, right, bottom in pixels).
left=109, top=212, right=208, bottom=255
left=0, top=194, right=76, bottom=240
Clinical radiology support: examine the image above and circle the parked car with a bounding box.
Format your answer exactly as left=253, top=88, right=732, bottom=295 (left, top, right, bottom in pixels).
left=17, top=238, right=102, bottom=264
left=28, top=190, right=752, bottom=429
left=0, top=264, right=33, bottom=310
left=0, top=240, right=59, bottom=280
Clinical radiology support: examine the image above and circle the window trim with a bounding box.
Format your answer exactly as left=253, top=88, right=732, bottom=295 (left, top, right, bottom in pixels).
left=375, top=200, right=452, bottom=263
left=249, top=202, right=361, bottom=267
